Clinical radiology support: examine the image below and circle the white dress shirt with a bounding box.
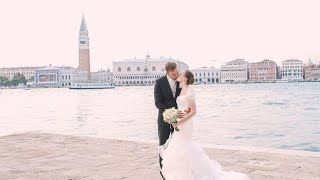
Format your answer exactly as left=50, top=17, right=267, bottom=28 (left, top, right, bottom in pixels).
left=167, top=75, right=177, bottom=98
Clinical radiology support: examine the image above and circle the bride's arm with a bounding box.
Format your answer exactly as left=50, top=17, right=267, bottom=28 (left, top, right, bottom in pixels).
left=177, top=98, right=196, bottom=126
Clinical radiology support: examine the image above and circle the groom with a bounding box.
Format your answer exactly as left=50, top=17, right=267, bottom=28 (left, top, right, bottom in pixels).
left=154, top=62, right=186, bottom=179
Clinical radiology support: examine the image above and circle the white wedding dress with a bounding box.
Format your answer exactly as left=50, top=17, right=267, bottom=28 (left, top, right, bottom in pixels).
left=160, top=86, right=250, bottom=180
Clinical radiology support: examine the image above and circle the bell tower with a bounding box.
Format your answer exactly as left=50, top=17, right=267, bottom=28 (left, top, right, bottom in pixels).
left=78, top=14, right=90, bottom=80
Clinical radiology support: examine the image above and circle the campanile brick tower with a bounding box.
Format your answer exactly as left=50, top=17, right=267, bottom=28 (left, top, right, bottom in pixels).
left=78, top=15, right=90, bottom=80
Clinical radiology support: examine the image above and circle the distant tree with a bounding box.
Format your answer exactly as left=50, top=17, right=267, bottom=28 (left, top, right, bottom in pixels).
left=0, top=74, right=28, bottom=87
left=20, top=74, right=27, bottom=85
left=0, top=76, right=9, bottom=86
left=10, top=75, right=20, bottom=86
left=9, top=74, right=27, bottom=86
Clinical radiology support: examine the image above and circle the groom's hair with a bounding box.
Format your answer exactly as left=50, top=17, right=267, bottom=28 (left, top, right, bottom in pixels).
left=165, top=62, right=177, bottom=72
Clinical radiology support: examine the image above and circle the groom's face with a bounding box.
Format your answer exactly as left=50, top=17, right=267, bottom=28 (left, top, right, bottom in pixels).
left=167, top=68, right=179, bottom=80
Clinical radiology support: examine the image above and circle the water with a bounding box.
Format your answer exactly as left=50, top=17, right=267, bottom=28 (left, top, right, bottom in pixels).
left=0, top=83, right=320, bottom=152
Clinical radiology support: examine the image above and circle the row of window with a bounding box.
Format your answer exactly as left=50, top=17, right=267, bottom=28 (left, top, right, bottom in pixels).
left=115, top=75, right=162, bottom=79
left=282, top=73, right=303, bottom=76
left=251, top=63, right=275, bottom=66
left=305, top=69, right=320, bottom=72
left=1, top=72, right=34, bottom=76
left=282, top=66, right=303, bottom=69
left=282, top=69, right=303, bottom=72
left=251, top=68, right=274, bottom=70
left=251, top=73, right=276, bottom=76
left=227, top=63, right=248, bottom=66
left=251, top=71, right=272, bottom=74
left=196, top=78, right=220, bottom=83
left=61, top=83, right=72, bottom=86
left=92, top=77, right=111, bottom=81
left=61, top=75, right=71, bottom=80
left=194, top=72, right=219, bottom=77
left=251, top=77, right=276, bottom=80
left=221, top=69, right=247, bottom=72
left=222, top=72, right=247, bottom=75
left=115, top=78, right=221, bottom=85
left=116, top=81, right=155, bottom=85
left=118, top=66, right=160, bottom=72
left=36, top=82, right=58, bottom=85
left=283, top=63, right=302, bottom=65
left=222, top=76, right=247, bottom=79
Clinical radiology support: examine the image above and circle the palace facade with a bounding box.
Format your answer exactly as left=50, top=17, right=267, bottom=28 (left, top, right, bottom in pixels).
left=112, top=54, right=189, bottom=86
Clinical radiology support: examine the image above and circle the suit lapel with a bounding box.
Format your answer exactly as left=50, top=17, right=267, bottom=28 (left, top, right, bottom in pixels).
left=175, top=82, right=180, bottom=99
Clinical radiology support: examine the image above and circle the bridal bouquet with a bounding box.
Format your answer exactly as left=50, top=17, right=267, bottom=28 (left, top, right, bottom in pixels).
left=163, top=107, right=179, bottom=131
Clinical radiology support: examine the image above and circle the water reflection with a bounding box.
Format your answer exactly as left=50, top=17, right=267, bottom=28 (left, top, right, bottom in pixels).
left=0, top=83, right=319, bottom=152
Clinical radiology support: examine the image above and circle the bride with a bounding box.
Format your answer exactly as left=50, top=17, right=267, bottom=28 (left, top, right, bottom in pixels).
left=159, top=70, right=250, bottom=180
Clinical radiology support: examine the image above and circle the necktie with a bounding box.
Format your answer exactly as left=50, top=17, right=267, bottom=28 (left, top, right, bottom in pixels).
left=171, top=81, right=176, bottom=98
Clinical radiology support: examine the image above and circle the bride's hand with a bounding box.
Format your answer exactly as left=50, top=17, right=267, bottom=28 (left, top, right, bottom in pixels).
left=177, top=110, right=186, bottom=119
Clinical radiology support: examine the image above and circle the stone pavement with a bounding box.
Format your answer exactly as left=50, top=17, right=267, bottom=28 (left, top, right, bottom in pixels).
left=0, top=132, right=319, bottom=180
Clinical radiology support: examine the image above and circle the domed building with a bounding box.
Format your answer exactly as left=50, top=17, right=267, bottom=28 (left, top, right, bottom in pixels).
left=113, top=54, right=189, bottom=86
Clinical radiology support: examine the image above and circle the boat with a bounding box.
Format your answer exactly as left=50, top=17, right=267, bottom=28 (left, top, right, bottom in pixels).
left=68, top=83, right=115, bottom=90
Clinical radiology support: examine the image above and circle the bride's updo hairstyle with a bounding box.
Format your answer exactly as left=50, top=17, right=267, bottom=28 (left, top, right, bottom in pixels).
left=184, top=70, right=195, bottom=85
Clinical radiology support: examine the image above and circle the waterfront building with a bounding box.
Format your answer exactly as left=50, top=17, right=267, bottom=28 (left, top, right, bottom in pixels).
left=34, top=66, right=87, bottom=88
left=304, top=59, right=320, bottom=81
left=220, top=59, right=249, bottom=83
left=191, top=67, right=220, bottom=84
left=112, top=54, right=189, bottom=86
left=249, top=59, right=277, bottom=82
left=34, top=66, right=62, bottom=88
left=0, top=66, right=44, bottom=81
left=60, top=68, right=88, bottom=87
left=91, top=69, right=113, bottom=83
left=281, top=59, right=303, bottom=81
left=78, top=15, right=91, bottom=80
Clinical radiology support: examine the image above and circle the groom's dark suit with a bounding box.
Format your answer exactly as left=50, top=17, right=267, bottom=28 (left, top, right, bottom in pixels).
left=154, top=75, right=181, bottom=168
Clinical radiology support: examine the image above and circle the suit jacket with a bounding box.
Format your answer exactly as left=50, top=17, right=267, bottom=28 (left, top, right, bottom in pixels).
left=154, top=76, right=181, bottom=126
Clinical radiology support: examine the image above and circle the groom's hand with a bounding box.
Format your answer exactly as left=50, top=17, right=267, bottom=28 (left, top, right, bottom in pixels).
left=185, top=108, right=191, bottom=114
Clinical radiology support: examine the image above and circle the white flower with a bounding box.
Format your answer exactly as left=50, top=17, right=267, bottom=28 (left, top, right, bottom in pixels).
left=162, top=107, right=178, bottom=124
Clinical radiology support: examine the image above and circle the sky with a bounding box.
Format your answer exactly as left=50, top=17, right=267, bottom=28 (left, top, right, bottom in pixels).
left=0, top=0, right=319, bottom=71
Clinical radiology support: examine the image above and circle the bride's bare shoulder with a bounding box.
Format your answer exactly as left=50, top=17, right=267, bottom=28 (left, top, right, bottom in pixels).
left=187, top=85, right=196, bottom=99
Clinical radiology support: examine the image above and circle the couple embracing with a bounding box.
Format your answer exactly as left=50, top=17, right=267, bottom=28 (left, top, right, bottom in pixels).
left=154, top=62, right=250, bottom=180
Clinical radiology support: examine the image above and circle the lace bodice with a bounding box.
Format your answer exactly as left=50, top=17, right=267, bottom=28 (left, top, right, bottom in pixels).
left=177, top=86, right=196, bottom=111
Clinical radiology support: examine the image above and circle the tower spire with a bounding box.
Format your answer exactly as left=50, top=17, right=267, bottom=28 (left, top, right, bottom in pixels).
left=80, top=14, right=88, bottom=32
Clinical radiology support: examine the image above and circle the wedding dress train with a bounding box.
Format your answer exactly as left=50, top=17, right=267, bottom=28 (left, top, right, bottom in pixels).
left=159, top=86, right=250, bottom=180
